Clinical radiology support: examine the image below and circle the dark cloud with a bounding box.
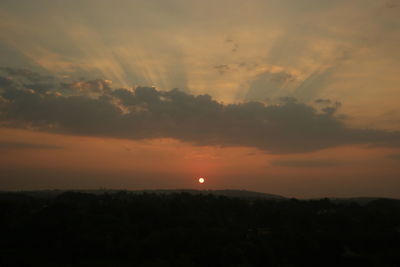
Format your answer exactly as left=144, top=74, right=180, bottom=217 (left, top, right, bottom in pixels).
left=214, top=64, right=230, bottom=75
left=385, top=0, right=399, bottom=8
left=214, top=62, right=263, bottom=76
left=232, top=43, right=239, bottom=52
left=225, top=37, right=239, bottom=52
left=315, top=98, right=332, bottom=104
left=0, top=141, right=62, bottom=150
left=0, top=67, right=54, bottom=83
left=0, top=67, right=57, bottom=94
left=1, top=68, right=400, bottom=154
left=387, top=154, right=400, bottom=160
left=269, top=72, right=296, bottom=83
left=271, top=159, right=343, bottom=168
left=64, top=79, right=113, bottom=94
left=279, top=96, right=297, bottom=103
left=0, top=76, right=14, bottom=88
left=0, top=67, right=112, bottom=97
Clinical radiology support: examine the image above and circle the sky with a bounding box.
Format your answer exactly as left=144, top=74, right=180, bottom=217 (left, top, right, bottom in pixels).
left=0, top=0, right=400, bottom=198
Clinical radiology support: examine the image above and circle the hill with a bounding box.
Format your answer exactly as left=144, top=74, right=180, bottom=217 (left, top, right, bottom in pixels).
left=2, top=189, right=286, bottom=200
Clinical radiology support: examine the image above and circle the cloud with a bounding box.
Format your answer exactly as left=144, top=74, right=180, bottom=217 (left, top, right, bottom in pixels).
left=1, top=68, right=400, bottom=154
left=225, top=37, right=239, bottom=52
left=315, top=99, right=332, bottom=104
left=385, top=0, right=400, bottom=8
left=387, top=154, right=400, bottom=160
left=271, top=159, right=343, bottom=168
left=0, top=141, right=62, bottom=150
left=214, top=64, right=230, bottom=75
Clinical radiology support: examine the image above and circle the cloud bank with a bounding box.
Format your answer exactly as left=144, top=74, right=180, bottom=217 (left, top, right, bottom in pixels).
left=271, top=159, right=343, bottom=168
left=1, top=68, right=399, bottom=154
left=0, top=141, right=62, bottom=150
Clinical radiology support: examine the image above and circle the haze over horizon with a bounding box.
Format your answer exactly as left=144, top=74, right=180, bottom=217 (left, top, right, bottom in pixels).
left=1, top=0, right=400, bottom=198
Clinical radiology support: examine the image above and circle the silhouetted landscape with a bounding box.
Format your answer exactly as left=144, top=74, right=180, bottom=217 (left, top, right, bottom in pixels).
left=1, top=190, right=400, bottom=266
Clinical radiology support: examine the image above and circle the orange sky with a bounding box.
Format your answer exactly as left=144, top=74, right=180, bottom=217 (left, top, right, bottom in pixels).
left=0, top=0, right=399, bottom=197
left=1, top=128, right=399, bottom=198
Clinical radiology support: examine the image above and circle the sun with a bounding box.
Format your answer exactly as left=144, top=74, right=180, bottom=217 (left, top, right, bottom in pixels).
left=198, top=177, right=205, bottom=184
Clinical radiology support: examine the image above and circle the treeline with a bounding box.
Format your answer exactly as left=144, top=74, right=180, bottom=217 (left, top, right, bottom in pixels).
left=1, top=191, right=400, bottom=266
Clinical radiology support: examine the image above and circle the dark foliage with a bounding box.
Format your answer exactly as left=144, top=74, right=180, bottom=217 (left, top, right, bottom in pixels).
left=0, top=192, right=399, bottom=266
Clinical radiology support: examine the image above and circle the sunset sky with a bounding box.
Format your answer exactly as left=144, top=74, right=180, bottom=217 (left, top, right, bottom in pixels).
left=1, top=0, right=400, bottom=198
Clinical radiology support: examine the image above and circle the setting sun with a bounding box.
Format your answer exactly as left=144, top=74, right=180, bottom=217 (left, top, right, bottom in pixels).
left=198, top=177, right=205, bottom=184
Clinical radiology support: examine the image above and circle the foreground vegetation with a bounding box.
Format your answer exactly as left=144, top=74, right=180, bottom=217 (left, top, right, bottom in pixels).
left=1, top=191, right=400, bottom=266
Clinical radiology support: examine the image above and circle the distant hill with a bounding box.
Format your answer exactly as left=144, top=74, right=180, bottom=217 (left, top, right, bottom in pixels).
left=329, top=197, right=400, bottom=205
left=136, top=189, right=287, bottom=199
left=1, top=189, right=286, bottom=200
left=1, top=189, right=398, bottom=203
